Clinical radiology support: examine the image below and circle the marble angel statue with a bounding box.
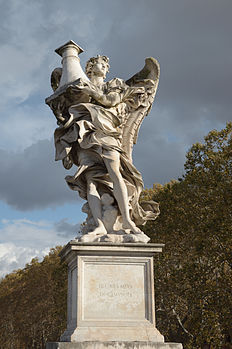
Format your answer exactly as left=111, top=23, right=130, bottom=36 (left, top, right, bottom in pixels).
left=46, top=41, right=160, bottom=243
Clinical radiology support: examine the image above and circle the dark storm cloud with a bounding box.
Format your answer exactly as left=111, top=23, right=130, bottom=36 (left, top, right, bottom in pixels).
left=0, top=140, right=77, bottom=210
left=54, top=219, right=81, bottom=238
left=100, top=0, right=232, bottom=123
left=95, top=0, right=232, bottom=185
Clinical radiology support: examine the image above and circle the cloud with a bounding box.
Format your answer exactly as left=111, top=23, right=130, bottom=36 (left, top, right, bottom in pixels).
left=54, top=218, right=81, bottom=238
left=0, top=217, right=81, bottom=276
left=0, top=139, right=78, bottom=210
left=134, top=130, right=186, bottom=186
left=0, top=242, right=50, bottom=278
left=0, top=219, right=55, bottom=277
left=0, top=218, right=60, bottom=246
left=100, top=0, right=232, bottom=132
left=0, top=103, right=55, bottom=151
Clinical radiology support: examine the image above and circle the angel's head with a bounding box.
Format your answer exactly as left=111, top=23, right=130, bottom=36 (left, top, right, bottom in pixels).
left=85, top=55, right=110, bottom=79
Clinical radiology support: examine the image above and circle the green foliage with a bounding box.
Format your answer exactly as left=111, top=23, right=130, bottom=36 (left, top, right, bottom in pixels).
left=0, top=247, right=67, bottom=349
left=143, top=123, right=232, bottom=348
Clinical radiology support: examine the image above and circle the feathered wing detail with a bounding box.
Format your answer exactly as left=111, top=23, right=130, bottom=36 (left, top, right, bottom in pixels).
left=119, top=57, right=161, bottom=224
left=122, top=57, right=160, bottom=160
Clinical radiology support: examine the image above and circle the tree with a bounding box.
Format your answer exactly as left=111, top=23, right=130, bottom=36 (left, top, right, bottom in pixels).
left=0, top=247, right=67, bottom=349
left=143, top=123, right=232, bottom=348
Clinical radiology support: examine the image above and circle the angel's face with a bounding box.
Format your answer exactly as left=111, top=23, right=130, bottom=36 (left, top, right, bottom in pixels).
left=91, top=58, right=108, bottom=78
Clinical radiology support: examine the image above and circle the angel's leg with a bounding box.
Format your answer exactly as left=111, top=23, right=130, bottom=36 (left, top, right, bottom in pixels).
left=103, top=149, right=140, bottom=233
left=86, top=175, right=107, bottom=235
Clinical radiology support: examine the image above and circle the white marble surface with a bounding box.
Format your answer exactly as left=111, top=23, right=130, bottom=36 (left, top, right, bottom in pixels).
left=46, top=41, right=160, bottom=243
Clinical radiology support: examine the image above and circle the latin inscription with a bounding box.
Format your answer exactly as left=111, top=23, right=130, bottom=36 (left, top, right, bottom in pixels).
left=98, top=282, right=133, bottom=298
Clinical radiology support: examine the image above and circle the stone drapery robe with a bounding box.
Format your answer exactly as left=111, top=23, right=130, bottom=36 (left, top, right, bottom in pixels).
left=54, top=77, right=159, bottom=226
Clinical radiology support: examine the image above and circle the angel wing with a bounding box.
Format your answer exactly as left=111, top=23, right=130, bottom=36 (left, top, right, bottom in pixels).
left=51, top=67, right=62, bottom=91
left=121, top=57, right=160, bottom=160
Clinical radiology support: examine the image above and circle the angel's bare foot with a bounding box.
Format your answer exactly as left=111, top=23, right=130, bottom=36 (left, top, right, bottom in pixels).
left=122, top=220, right=141, bottom=234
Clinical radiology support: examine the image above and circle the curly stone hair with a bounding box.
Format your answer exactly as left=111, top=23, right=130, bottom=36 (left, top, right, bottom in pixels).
left=85, top=55, right=110, bottom=78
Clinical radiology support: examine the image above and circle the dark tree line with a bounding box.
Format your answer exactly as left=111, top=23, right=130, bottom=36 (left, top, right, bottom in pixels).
left=142, top=123, right=232, bottom=348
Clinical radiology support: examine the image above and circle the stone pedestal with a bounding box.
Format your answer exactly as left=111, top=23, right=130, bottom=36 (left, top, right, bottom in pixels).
left=46, top=241, right=182, bottom=349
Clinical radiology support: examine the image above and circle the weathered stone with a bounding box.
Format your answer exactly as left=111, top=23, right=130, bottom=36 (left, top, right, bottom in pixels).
left=46, top=41, right=160, bottom=242
left=59, top=242, right=164, bottom=343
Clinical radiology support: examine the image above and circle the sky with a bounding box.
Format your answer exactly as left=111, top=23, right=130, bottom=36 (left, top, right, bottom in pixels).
left=0, top=0, right=231, bottom=277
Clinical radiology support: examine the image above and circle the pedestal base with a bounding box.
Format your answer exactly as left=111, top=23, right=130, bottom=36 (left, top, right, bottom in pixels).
left=46, top=342, right=182, bottom=349
left=60, top=326, right=163, bottom=342
left=47, top=242, right=182, bottom=349
left=59, top=242, right=166, bottom=343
